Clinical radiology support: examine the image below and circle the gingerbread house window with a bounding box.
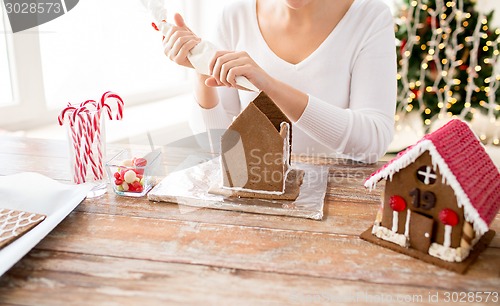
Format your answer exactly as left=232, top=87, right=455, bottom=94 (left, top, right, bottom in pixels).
left=416, top=166, right=436, bottom=185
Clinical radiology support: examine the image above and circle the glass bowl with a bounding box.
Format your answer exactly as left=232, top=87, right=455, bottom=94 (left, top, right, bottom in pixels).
left=105, top=149, right=161, bottom=197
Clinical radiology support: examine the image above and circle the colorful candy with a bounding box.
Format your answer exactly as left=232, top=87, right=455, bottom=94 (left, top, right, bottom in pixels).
left=112, top=157, right=148, bottom=193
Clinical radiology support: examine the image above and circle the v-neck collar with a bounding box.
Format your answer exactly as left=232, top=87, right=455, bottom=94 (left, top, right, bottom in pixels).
left=252, top=0, right=361, bottom=68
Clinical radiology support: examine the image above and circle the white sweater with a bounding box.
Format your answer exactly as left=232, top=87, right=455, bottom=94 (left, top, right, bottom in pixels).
left=189, top=0, right=397, bottom=163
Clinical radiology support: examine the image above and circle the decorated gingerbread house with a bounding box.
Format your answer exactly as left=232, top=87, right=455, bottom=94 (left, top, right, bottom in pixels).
left=363, top=119, right=499, bottom=266
left=219, top=92, right=295, bottom=197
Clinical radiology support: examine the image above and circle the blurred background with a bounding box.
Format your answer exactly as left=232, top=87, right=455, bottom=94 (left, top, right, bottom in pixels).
left=0, top=0, right=499, bottom=163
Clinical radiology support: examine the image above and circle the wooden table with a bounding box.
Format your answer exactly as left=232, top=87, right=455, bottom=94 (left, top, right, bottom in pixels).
left=0, top=136, right=498, bottom=305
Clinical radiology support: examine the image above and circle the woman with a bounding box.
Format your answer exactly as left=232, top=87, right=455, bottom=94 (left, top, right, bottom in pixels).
left=163, top=0, right=396, bottom=163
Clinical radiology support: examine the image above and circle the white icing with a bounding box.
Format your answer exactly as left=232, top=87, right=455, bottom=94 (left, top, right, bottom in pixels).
left=392, top=211, right=399, bottom=232
left=404, top=209, right=411, bottom=237
left=417, top=166, right=436, bottom=184
left=364, top=140, right=489, bottom=238
left=373, top=224, right=408, bottom=247
left=221, top=185, right=284, bottom=195
left=281, top=122, right=291, bottom=167
left=371, top=222, right=381, bottom=234
left=443, top=225, right=452, bottom=248
left=281, top=122, right=292, bottom=194
left=428, top=243, right=469, bottom=262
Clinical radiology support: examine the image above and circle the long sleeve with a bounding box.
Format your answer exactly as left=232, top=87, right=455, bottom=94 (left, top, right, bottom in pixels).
left=188, top=5, right=241, bottom=135
left=188, top=0, right=397, bottom=163
left=295, top=5, right=397, bottom=163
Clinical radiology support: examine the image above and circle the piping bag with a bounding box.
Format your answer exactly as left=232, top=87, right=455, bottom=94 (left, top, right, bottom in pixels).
left=141, top=0, right=259, bottom=92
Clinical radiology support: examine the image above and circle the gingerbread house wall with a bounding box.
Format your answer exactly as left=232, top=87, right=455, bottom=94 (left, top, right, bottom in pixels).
left=221, top=102, right=287, bottom=193
left=381, top=151, right=465, bottom=249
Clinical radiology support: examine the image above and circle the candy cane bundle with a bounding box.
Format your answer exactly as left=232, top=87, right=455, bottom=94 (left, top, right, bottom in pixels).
left=58, top=92, right=124, bottom=184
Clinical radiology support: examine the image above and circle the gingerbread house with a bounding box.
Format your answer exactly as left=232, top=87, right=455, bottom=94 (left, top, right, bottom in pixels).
left=363, top=119, right=499, bottom=265
left=220, top=92, right=292, bottom=195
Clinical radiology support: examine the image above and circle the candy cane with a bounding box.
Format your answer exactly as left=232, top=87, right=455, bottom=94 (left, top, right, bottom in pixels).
left=73, top=108, right=90, bottom=183
left=58, top=105, right=77, bottom=126
left=67, top=109, right=84, bottom=184
left=60, top=105, right=83, bottom=183
left=82, top=109, right=101, bottom=181
left=100, top=91, right=124, bottom=120
left=58, top=92, right=123, bottom=184
left=93, top=107, right=103, bottom=180
left=80, top=99, right=97, bottom=109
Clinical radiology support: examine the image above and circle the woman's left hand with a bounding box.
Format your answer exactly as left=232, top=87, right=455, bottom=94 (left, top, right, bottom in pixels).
left=205, top=51, right=271, bottom=91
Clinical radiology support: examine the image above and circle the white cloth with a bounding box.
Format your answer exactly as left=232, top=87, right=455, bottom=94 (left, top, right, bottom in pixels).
left=0, top=172, right=91, bottom=276
left=189, top=0, right=397, bottom=163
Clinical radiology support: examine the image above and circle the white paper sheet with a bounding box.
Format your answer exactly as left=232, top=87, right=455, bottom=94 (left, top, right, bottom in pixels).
left=0, top=172, right=92, bottom=276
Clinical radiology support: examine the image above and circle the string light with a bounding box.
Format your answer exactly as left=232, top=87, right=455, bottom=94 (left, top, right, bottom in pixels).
left=395, top=0, right=499, bottom=143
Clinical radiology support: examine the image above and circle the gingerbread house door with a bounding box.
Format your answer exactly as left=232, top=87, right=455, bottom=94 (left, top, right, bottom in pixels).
left=409, top=212, right=434, bottom=252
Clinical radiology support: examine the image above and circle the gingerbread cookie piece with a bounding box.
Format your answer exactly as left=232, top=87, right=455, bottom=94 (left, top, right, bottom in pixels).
left=0, top=208, right=46, bottom=250
left=210, top=169, right=304, bottom=200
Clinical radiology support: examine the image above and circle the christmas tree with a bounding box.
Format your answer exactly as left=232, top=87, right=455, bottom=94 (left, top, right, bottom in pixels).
left=395, top=0, right=500, bottom=144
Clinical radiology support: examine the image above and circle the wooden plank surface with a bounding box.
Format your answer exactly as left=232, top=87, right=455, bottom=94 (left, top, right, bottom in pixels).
left=3, top=250, right=491, bottom=306
left=0, top=136, right=499, bottom=305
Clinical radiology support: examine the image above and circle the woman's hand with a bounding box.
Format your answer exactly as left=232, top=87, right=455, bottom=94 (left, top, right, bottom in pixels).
left=161, top=13, right=201, bottom=69
left=205, top=51, right=272, bottom=91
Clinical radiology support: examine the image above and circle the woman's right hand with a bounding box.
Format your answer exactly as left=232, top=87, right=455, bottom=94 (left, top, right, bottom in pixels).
left=161, top=13, right=201, bottom=69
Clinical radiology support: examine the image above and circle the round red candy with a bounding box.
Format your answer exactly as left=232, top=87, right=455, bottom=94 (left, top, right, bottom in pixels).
left=134, top=158, right=147, bottom=167
left=389, top=195, right=406, bottom=212
left=439, top=209, right=459, bottom=226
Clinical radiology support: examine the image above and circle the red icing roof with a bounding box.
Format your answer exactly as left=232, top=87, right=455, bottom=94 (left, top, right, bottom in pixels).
left=367, top=119, right=500, bottom=228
